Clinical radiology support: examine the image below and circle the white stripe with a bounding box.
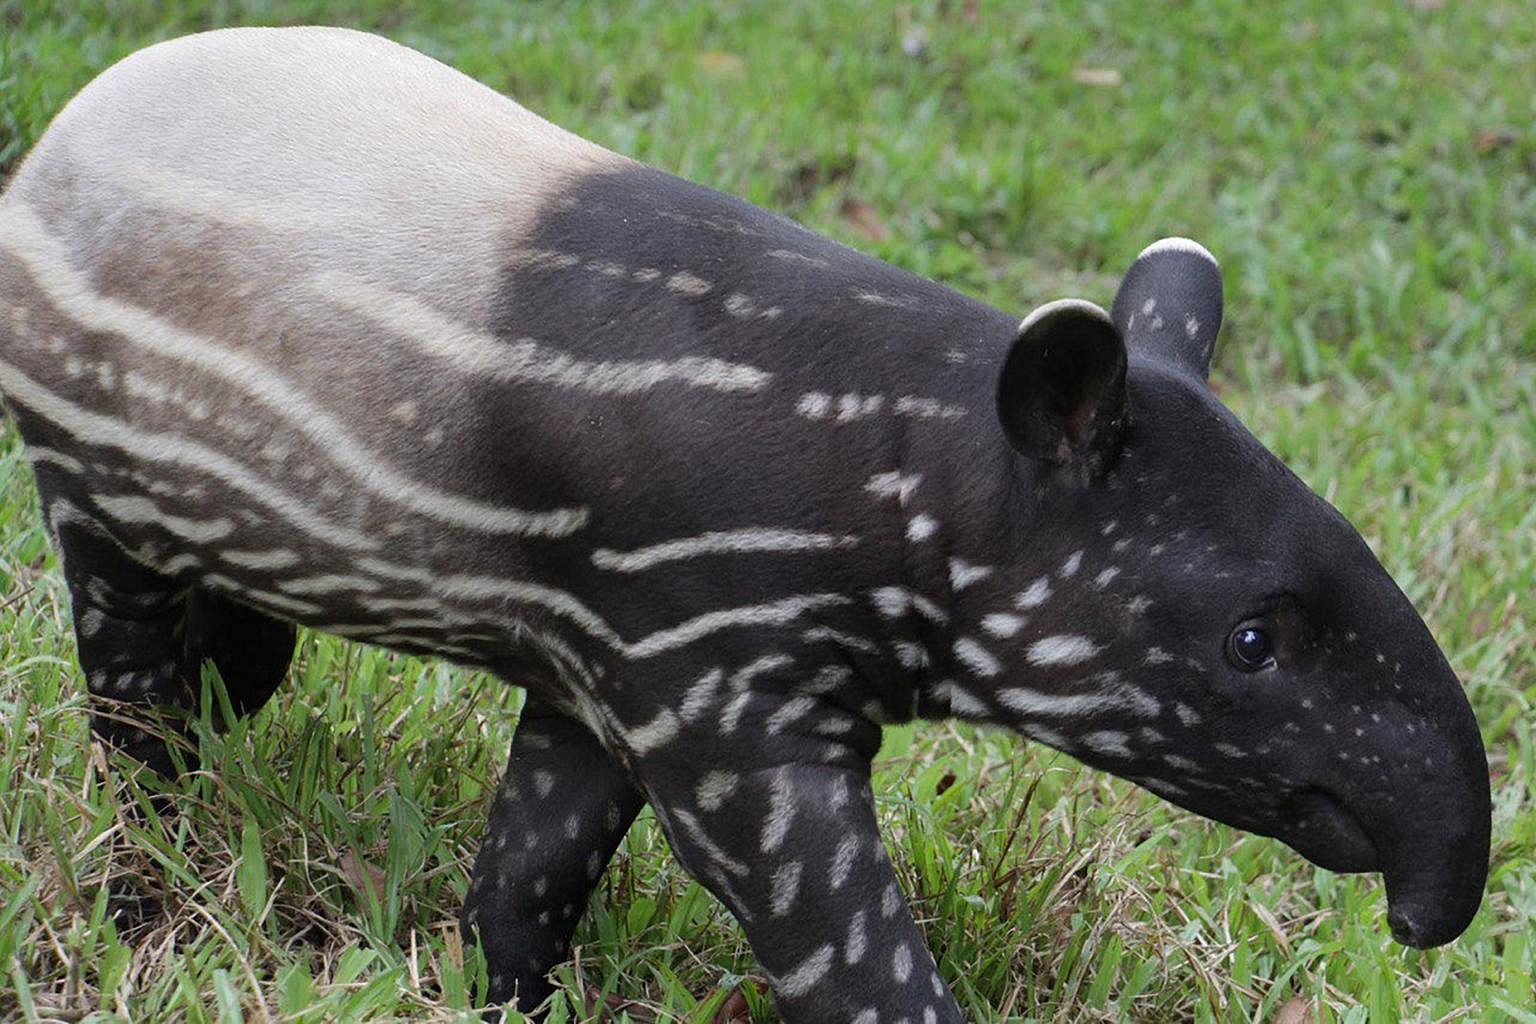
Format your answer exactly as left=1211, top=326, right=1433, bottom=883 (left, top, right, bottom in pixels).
left=1134, top=235, right=1220, bottom=268
left=316, top=270, right=771, bottom=395
left=801, top=626, right=880, bottom=655
left=625, top=708, right=680, bottom=755
left=201, top=576, right=324, bottom=616
left=592, top=528, right=856, bottom=573
left=221, top=548, right=301, bottom=570
left=0, top=358, right=378, bottom=550
left=92, top=494, right=234, bottom=543
left=678, top=667, right=724, bottom=722
left=0, top=204, right=586, bottom=537
left=354, top=554, right=845, bottom=659
left=23, top=446, right=84, bottom=472
left=626, top=595, right=849, bottom=659
left=997, top=677, right=1160, bottom=719
left=275, top=574, right=383, bottom=595
left=1018, top=298, right=1112, bottom=336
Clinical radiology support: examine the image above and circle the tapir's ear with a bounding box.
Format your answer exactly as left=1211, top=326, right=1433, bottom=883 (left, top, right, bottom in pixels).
left=1111, top=236, right=1223, bottom=380
left=997, top=298, right=1128, bottom=470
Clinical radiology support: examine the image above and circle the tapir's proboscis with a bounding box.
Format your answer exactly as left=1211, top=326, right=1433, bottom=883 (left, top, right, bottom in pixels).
left=0, top=27, right=1490, bottom=1021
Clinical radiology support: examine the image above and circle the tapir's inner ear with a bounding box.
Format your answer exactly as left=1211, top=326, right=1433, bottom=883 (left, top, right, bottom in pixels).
left=996, top=298, right=1128, bottom=471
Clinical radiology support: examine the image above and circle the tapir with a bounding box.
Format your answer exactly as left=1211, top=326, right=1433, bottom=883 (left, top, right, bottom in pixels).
left=0, top=26, right=1490, bottom=1021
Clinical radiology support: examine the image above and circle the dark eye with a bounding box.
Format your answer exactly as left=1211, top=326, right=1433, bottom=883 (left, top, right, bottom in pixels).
left=1228, top=624, right=1274, bottom=671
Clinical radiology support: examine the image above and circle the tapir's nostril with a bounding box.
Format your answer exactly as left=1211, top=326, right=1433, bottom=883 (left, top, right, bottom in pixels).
left=1388, top=905, right=1425, bottom=948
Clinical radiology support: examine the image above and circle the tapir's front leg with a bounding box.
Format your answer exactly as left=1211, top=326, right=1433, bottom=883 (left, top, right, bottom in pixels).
left=463, top=697, right=645, bottom=1013
left=644, top=758, right=964, bottom=1023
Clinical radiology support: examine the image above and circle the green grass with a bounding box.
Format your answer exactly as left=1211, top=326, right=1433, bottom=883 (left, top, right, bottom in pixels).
left=1, top=0, right=1532, bottom=1020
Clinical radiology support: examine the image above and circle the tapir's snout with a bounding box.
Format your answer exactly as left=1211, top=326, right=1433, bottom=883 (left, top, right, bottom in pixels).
left=1373, top=704, right=1491, bottom=949
left=1294, top=659, right=1491, bottom=949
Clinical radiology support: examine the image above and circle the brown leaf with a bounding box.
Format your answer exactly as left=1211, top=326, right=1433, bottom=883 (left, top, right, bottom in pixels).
left=935, top=771, right=957, bottom=795
left=1072, top=67, right=1123, bottom=87
left=697, top=51, right=746, bottom=78
left=713, top=983, right=754, bottom=1022
left=340, top=849, right=386, bottom=904
left=1472, top=129, right=1516, bottom=155
left=1274, top=997, right=1315, bottom=1024
left=586, top=984, right=658, bottom=1022
left=840, top=199, right=891, bottom=242
left=962, top=0, right=979, bottom=23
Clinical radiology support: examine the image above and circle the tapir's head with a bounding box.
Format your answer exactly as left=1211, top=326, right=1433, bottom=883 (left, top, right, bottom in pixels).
left=976, top=238, right=1489, bottom=948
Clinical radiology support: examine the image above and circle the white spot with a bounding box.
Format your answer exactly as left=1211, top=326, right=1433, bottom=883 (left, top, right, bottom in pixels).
left=797, top=392, right=833, bottom=419
left=865, top=470, right=922, bottom=505
left=1059, top=550, right=1084, bottom=577
left=952, top=637, right=1000, bottom=678
left=947, top=558, right=992, bottom=590
left=906, top=515, right=938, bottom=542
left=1025, top=635, right=1101, bottom=667
left=777, top=943, right=835, bottom=998
left=388, top=400, right=419, bottom=425
left=1162, top=753, right=1199, bottom=771
left=533, top=770, right=556, bottom=798
left=830, top=835, right=861, bottom=890
left=893, top=642, right=930, bottom=670
left=770, top=861, right=803, bottom=916
left=696, top=771, right=739, bottom=811
left=1082, top=730, right=1134, bottom=757
left=845, top=911, right=868, bottom=964
left=931, top=681, right=989, bottom=718
left=766, top=696, right=818, bottom=735
left=761, top=770, right=797, bottom=853
left=893, top=943, right=913, bottom=983
left=1015, top=577, right=1052, bottom=609
left=665, top=270, right=713, bottom=296
left=980, top=612, right=1025, bottom=639
left=881, top=883, right=902, bottom=918
left=1093, top=567, right=1120, bottom=589
left=1143, top=647, right=1173, bottom=665
left=1213, top=742, right=1248, bottom=759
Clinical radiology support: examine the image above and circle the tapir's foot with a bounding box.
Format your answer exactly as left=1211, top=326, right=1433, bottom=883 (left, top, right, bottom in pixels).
left=463, top=697, right=644, bottom=1017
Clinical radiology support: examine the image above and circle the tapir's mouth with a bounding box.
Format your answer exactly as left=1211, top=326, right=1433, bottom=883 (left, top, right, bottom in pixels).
left=1277, top=786, right=1379, bottom=874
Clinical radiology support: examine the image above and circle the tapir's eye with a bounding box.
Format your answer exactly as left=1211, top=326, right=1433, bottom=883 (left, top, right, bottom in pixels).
left=1227, top=624, right=1274, bottom=671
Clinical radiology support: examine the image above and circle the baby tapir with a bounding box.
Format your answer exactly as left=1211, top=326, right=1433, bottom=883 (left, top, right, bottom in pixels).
left=0, top=26, right=1491, bottom=1021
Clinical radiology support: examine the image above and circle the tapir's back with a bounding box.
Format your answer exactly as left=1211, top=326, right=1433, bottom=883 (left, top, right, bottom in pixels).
left=0, top=26, right=1009, bottom=669
left=5, top=26, right=619, bottom=318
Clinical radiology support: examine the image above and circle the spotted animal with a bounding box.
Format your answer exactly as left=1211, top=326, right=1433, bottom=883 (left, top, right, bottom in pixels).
left=0, top=27, right=1490, bottom=1021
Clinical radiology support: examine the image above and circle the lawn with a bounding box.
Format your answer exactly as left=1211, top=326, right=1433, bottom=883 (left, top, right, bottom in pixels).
left=0, top=0, right=1532, bottom=1021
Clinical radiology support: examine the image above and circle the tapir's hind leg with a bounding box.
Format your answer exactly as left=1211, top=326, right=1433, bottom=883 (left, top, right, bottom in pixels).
left=53, top=511, right=196, bottom=778
left=50, top=501, right=294, bottom=775
left=463, top=696, right=645, bottom=1014
left=182, top=588, right=296, bottom=719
